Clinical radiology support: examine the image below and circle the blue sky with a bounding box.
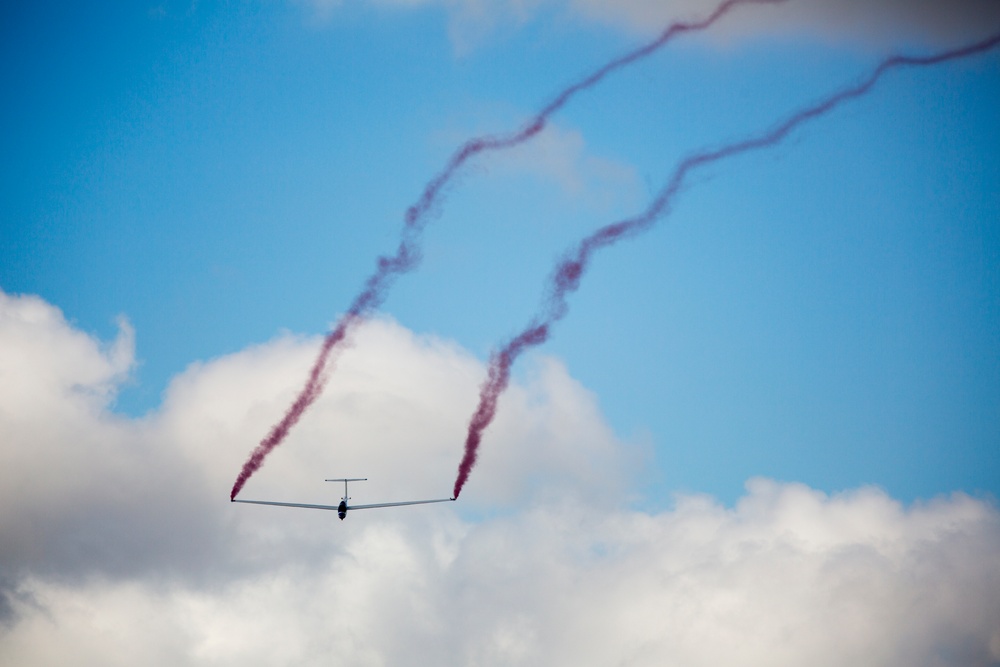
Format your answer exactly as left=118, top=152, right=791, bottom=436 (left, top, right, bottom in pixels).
left=2, top=2, right=1000, bottom=664
left=4, top=1, right=996, bottom=504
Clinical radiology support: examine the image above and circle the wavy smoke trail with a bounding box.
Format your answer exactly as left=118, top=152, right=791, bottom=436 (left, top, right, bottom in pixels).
left=230, top=0, right=784, bottom=500
left=452, top=31, right=1000, bottom=499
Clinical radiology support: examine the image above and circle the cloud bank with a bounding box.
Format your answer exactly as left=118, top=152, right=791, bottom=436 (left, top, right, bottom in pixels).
left=1, top=289, right=999, bottom=665
left=297, top=0, right=1000, bottom=51
left=568, top=0, right=1000, bottom=46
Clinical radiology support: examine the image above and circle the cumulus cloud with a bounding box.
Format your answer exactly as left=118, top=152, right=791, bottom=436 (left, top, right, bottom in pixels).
left=0, top=288, right=631, bottom=596
left=1, top=289, right=999, bottom=665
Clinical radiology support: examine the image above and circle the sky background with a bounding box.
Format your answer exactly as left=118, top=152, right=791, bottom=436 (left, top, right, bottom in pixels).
left=1, top=1, right=999, bottom=664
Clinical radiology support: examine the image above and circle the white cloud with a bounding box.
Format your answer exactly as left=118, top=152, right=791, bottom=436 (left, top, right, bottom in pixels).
left=294, top=0, right=544, bottom=53
left=446, top=0, right=548, bottom=55
left=566, top=0, right=1000, bottom=48
left=1, top=289, right=999, bottom=665
left=295, top=0, right=1000, bottom=52
left=485, top=123, right=644, bottom=213
left=432, top=119, right=644, bottom=218
left=0, top=292, right=133, bottom=416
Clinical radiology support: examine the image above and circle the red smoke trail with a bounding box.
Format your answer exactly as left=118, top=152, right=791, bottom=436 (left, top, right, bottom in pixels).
left=452, top=32, right=1000, bottom=499
left=230, top=0, right=781, bottom=500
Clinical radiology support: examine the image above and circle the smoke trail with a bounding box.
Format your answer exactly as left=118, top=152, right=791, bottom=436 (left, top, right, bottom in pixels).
left=452, top=31, right=1000, bottom=499
left=230, top=0, right=783, bottom=500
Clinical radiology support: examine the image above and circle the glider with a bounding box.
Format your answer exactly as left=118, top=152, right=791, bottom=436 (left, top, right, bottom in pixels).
left=232, top=477, right=455, bottom=520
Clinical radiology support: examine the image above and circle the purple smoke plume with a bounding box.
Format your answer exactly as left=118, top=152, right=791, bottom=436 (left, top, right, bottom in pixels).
left=452, top=31, right=1000, bottom=499
left=230, top=0, right=781, bottom=500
